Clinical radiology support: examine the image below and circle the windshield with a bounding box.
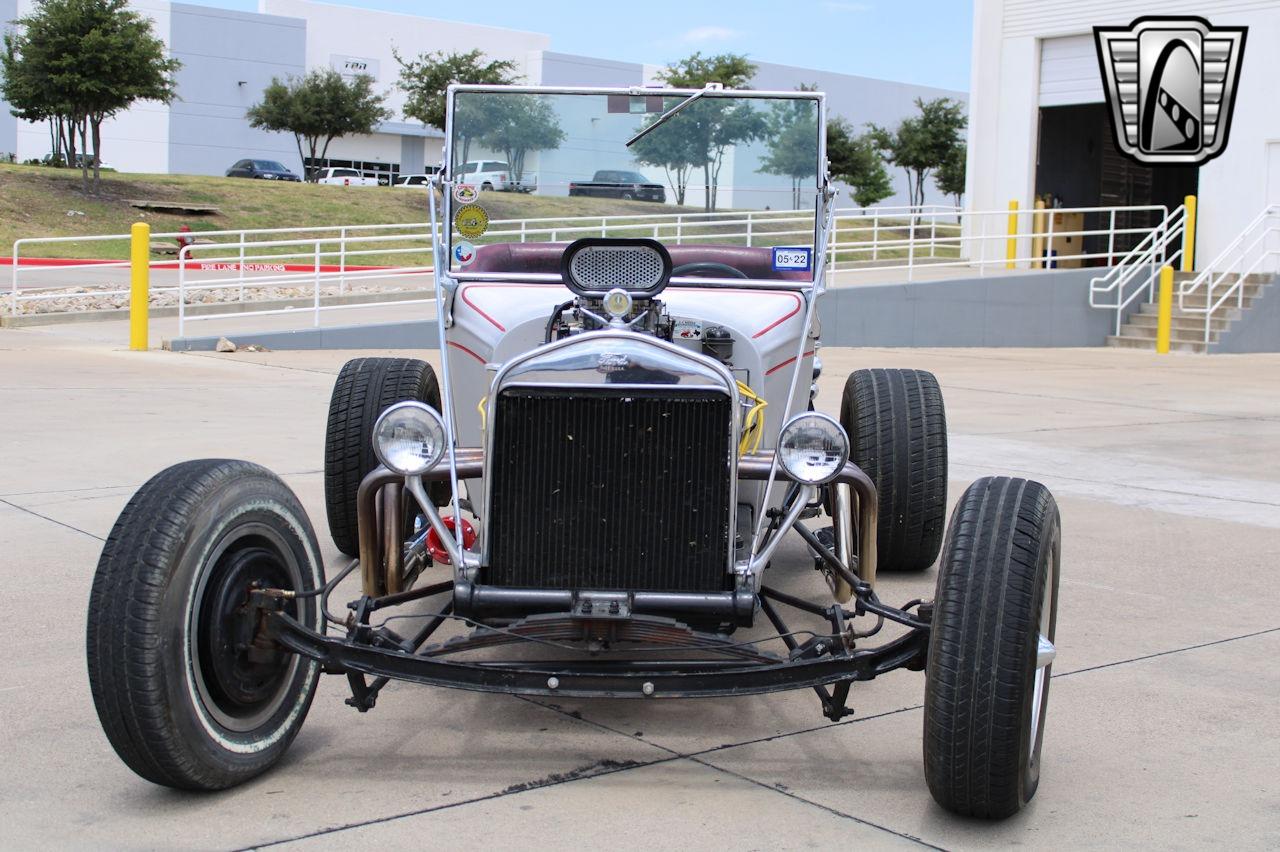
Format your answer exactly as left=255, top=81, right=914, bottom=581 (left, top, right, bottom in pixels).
left=254, top=160, right=288, bottom=171
left=444, top=87, right=824, bottom=282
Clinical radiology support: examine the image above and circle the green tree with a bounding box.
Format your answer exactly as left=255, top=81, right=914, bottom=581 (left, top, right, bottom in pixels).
left=827, top=117, right=893, bottom=208
left=394, top=49, right=519, bottom=167
left=247, top=69, right=390, bottom=181
left=473, top=95, right=564, bottom=183
left=2, top=0, right=180, bottom=193
left=640, top=53, right=764, bottom=211
left=935, top=141, right=966, bottom=208
left=655, top=52, right=756, bottom=89
left=868, top=97, right=967, bottom=210
left=630, top=120, right=700, bottom=206
left=758, top=89, right=820, bottom=210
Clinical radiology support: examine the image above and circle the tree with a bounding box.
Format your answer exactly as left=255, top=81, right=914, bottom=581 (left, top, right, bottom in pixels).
left=639, top=53, right=765, bottom=211
left=868, top=97, right=967, bottom=210
left=827, top=117, right=893, bottom=208
left=655, top=52, right=756, bottom=89
left=935, top=141, right=966, bottom=208
left=247, top=69, right=390, bottom=181
left=2, top=0, right=180, bottom=193
left=474, top=95, right=564, bottom=183
left=758, top=89, right=820, bottom=210
left=395, top=49, right=518, bottom=167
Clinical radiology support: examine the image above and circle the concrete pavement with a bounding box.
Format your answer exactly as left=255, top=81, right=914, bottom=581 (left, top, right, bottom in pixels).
left=1, top=329, right=1277, bottom=849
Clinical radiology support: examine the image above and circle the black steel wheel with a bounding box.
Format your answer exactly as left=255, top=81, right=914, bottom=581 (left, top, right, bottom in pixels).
left=324, top=357, right=447, bottom=556
left=923, top=476, right=1061, bottom=818
left=86, top=460, right=324, bottom=790
left=840, top=368, right=947, bottom=572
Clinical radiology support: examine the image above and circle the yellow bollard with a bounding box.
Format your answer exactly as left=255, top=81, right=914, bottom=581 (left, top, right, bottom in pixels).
left=1006, top=200, right=1019, bottom=269
left=129, top=222, right=149, bottom=351
left=1156, top=265, right=1174, bottom=355
left=1181, top=194, right=1197, bottom=272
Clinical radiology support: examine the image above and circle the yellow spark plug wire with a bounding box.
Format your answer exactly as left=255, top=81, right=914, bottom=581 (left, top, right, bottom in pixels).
left=736, top=380, right=768, bottom=454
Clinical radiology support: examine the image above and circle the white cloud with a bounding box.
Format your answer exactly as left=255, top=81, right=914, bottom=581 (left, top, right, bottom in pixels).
left=825, top=1, right=872, bottom=11
left=678, top=25, right=743, bottom=44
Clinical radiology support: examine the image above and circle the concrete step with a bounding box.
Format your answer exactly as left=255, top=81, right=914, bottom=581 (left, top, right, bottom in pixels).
left=1174, top=292, right=1259, bottom=310
left=1106, top=334, right=1209, bottom=353
left=1113, top=322, right=1220, bottom=344
left=1136, top=303, right=1233, bottom=319
left=1173, top=271, right=1273, bottom=285
left=1126, top=312, right=1231, bottom=332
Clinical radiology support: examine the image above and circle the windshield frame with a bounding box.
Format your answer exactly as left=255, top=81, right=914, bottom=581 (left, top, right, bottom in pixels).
left=440, top=84, right=829, bottom=292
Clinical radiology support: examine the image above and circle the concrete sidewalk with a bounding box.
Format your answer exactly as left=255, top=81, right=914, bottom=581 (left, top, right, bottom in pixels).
left=1, top=328, right=1277, bottom=849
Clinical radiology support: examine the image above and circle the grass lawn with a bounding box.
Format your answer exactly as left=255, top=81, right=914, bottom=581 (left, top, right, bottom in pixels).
left=1, top=162, right=961, bottom=266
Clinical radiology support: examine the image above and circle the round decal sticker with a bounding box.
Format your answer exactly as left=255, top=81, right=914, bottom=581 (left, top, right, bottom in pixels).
left=453, top=183, right=479, bottom=204
left=454, top=204, right=489, bottom=239
left=452, top=240, right=476, bottom=267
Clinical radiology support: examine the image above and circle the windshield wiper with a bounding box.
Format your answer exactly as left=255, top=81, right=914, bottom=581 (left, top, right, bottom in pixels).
left=625, top=87, right=715, bottom=147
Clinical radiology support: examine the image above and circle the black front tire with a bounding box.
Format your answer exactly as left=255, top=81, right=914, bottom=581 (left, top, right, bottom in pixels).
left=840, top=368, right=947, bottom=572
left=923, top=476, right=1061, bottom=818
left=324, top=357, right=446, bottom=556
left=86, top=460, right=324, bottom=790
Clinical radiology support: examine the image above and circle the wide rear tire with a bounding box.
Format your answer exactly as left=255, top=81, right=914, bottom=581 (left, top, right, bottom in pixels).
left=324, top=357, right=447, bottom=556
left=840, top=368, right=947, bottom=572
left=86, top=460, right=323, bottom=790
left=923, top=476, right=1061, bottom=818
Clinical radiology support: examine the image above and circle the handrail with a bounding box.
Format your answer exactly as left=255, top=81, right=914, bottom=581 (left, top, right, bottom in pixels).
left=1089, top=205, right=1185, bottom=335
left=1178, top=205, right=1280, bottom=346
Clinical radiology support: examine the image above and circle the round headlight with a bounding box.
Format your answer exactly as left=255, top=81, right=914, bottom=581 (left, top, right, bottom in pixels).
left=372, top=401, right=447, bottom=476
left=778, top=412, right=849, bottom=485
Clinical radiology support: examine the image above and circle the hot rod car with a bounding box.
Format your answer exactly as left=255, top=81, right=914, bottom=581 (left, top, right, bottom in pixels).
left=87, top=84, right=1060, bottom=819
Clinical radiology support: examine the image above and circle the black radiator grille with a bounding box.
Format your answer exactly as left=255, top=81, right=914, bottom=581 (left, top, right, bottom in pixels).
left=486, top=387, right=732, bottom=592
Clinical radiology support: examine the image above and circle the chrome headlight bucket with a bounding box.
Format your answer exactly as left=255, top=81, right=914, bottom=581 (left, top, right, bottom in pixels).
left=372, top=401, right=447, bottom=476
left=778, top=412, right=849, bottom=485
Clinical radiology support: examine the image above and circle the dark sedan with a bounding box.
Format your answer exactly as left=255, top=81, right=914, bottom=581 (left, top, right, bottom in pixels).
left=568, top=170, right=665, bottom=202
left=225, top=159, right=302, bottom=181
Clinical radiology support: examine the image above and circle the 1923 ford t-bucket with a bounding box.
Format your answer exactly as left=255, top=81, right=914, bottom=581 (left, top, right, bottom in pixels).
left=87, top=85, right=1061, bottom=818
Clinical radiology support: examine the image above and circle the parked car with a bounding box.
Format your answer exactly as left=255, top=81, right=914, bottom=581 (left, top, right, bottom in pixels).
left=314, top=167, right=380, bottom=186
left=225, top=159, right=301, bottom=181
left=88, top=85, right=1062, bottom=823
left=393, top=169, right=441, bottom=188
left=569, top=169, right=665, bottom=202
left=459, top=160, right=514, bottom=191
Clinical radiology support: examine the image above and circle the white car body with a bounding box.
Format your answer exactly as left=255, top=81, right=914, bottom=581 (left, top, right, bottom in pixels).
left=315, top=167, right=379, bottom=186
left=459, top=160, right=513, bottom=191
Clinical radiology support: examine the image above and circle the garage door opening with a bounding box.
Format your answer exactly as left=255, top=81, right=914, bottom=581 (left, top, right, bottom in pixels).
left=1035, top=103, right=1198, bottom=262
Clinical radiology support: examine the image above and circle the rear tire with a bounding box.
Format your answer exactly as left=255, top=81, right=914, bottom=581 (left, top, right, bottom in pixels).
left=86, top=460, right=323, bottom=790
left=840, top=368, right=947, bottom=572
left=923, top=476, right=1061, bottom=818
left=324, top=357, right=447, bottom=556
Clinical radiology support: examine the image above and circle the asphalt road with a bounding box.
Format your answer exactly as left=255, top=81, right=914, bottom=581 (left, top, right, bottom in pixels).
left=1, top=328, right=1277, bottom=849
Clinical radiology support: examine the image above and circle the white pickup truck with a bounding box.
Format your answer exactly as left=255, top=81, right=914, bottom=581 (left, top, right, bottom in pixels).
left=314, top=167, right=379, bottom=186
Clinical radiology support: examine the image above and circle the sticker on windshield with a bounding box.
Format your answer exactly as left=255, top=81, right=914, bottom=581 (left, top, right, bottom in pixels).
left=453, top=184, right=478, bottom=204
left=771, top=246, right=812, bottom=271
left=452, top=240, right=476, bottom=267
left=454, top=204, right=489, bottom=239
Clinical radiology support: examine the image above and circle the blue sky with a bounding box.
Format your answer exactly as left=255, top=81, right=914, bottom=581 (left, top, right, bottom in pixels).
left=202, top=0, right=973, bottom=92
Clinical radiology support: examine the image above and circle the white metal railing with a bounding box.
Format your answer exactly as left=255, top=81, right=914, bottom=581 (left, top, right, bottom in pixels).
left=8, top=221, right=434, bottom=318
left=10, top=202, right=1173, bottom=332
left=827, top=204, right=1166, bottom=283
left=1178, top=205, right=1280, bottom=346
left=1090, top=205, right=1186, bottom=335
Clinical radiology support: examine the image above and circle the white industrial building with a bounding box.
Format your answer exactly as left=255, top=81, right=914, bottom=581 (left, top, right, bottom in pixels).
left=966, top=0, right=1280, bottom=264
left=0, top=0, right=965, bottom=208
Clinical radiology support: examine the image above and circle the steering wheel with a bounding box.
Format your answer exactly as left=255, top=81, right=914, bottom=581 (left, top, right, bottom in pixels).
left=672, top=261, right=748, bottom=279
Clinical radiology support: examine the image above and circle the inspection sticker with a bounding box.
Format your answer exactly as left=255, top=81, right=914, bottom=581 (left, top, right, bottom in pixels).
left=452, top=240, right=476, bottom=267
left=771, top=246, right=812, bottom=271
left=453, top=183, right=479, bottom=204
left=454, top=204, right=489, bottom=239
